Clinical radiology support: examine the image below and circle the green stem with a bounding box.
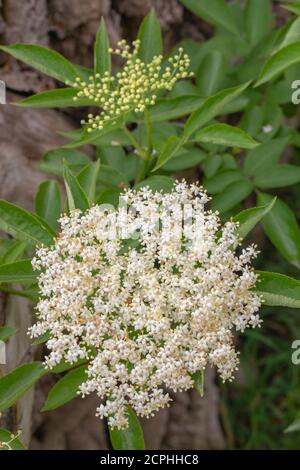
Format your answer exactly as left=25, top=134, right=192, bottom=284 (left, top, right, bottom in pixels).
left=122, top=125, right=147, bottom=160
left=144, top=109, right=153, bottom=160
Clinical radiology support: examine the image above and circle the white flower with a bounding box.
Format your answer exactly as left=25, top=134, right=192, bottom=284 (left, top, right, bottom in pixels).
left=30, top=182, right=261, bottom=429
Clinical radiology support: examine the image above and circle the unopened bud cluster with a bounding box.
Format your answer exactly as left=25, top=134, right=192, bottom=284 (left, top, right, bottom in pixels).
left=30, top=182, right=261, bottom=429
left=68, top=40, right=192, bottom=132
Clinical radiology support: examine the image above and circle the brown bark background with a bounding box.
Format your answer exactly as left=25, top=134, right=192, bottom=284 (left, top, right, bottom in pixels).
left=0, top=0, right=225, bottom=450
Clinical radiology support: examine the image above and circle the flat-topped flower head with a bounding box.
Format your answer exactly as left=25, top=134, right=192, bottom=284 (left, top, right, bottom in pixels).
left=67, top=41, right=192, bottom=133
left=30, top=182, right=261, bottom=429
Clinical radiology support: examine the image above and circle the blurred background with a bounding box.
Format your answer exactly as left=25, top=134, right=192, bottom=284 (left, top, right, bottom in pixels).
left=0, top=0, right=299, bottom=450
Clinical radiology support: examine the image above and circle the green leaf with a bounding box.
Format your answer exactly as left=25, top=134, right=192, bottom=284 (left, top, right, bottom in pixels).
left=40, top=148, right=90, bottom=177
left=256, top=41, right=300, bottom=87
left=97, top=146, right=138, bottom=182
left=194, top=123, right=258, bottom=149
left=152, top=136, right=182, bottom=171
left=212, top=180, right=253, bottom=213
left=0, top=241, right=27, bottom=265
left=0, top=44, right=77, bottom=84
left=14, top=88, right=92, bottom=108
left=193, top=370, right=204, bottom=397
left=94, top=17, right=111, bottom=76
left=184, top=82, right=251, bottom=137
left=282, top=4, right=300, bottom=16
left=64, top=123, right=121, bottom=149
left=179, top=0, right=239, bottom=36
left=255, top=271, right=300, bottom=308
left=254, top=164, right=300, bottom=189
left=196, top=51, right=225, bottom=96
left=63, top=163, right=89, bottom=212
left=284, top=412, right=300, bottom=433
left=97, top=188, right=122, bottom=207
left=202, top=154, right=223, bottom=179
left=41, top=365, right=88, bottom=412
left=109, top=406, right=145, bottom=450
left=137, top=9, right=162, bottom=64
left=0, top=362, right=45, bottom=411
left=77, top=160, right=100, bottom=205
left=51, top=358, right=87, bottom=375
left=233, top=197, right=276, bottom=239
left=244, top=0, right=271, bottom=46
left=0, top=428, right=25, bottom=450
left=0, top=326, right=17, bottom=342
left=162, top=147, right=207, bottom=172
left=0, top=259, right=36, bottom=284
left=35, top=181, right=61, bottom=232
left=149, top=95, right=203, bottom=122
left=32, top=331, right=50, bottom=346
left=204, top=170, right=242, bottom=195
left=244, top=137, right=288, bottom=176
left=280, top=17, right=300, bottom=49
left=96, top=165, right=128, bottom=196
left=0, top=200, right=54, bottom=246
left=240, top=105, right=264, bottom=137
left=135, top=176, right=174, bottom=193
left=257, top=193, right=300, bottom=268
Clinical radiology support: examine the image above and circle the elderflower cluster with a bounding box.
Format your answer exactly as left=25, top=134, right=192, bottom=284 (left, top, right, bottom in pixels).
left=68, top=40, right=192, bottom=132
left=30, top=182, right=261, bottom=429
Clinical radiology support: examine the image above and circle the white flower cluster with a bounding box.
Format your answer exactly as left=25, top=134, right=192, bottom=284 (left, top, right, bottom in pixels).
left=30, top=182, right=261, bottom=429
left=69, top=40, right=192, bottom=132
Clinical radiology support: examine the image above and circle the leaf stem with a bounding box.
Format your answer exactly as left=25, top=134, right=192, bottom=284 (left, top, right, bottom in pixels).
left=122, top=125, right=147, bottom=160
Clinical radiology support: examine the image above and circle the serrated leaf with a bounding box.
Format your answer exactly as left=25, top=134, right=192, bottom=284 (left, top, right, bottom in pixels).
left=194, top=123, right=258, bottom=149
left=196, top=51, right=225, bottom=96
left=0, top=259, right=36, bottom=284
left=40, top=148, right=90, bottom=177
left=244, top=0, right=271, bottom=46
left=35, top=181, right=61, bottom=232
left=256, top=41, right=300, bottom=87
left=109, top=406, right=145, bottom=450
left=244, top=137, right=288, bottom=176
left=204, top=170, right=242, bottom=195
left=254, top=164, right=300, bottom=189
left=0, top=44, right=77, bottom=84
left=63, top=163, right=89, bottom=212
left=41, top=365, right=88, bottom=412
left=14, top=88, right=92, bottom=108
left=137, top=9, right=162, bottom=64
left=135, top=176, right=174, bottom=193
left=257, top=193, right=300, bottom=268
left=152, top=136, right=182, bottom=171
left=184, top=82, right=250, bottom=137
left=233, top=197, right=276, bottom=239
left=0, top=362, right=45, bottom=411
left=0, top=241, right=27, bottom=265
left=0, top=200, right=54, bottom=246
left=179, top=0, right=240, bottom=36
left=94, top=17, right=111, bottom=76
left=212, top=180, right=253, bottom=213
left=162, top=147, right=207, bottom=172
left=255, top=271, right=300, bottom=308
left=77, top=160, right=100, bottom=205
left=149, top=95, right=203, bottom=122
